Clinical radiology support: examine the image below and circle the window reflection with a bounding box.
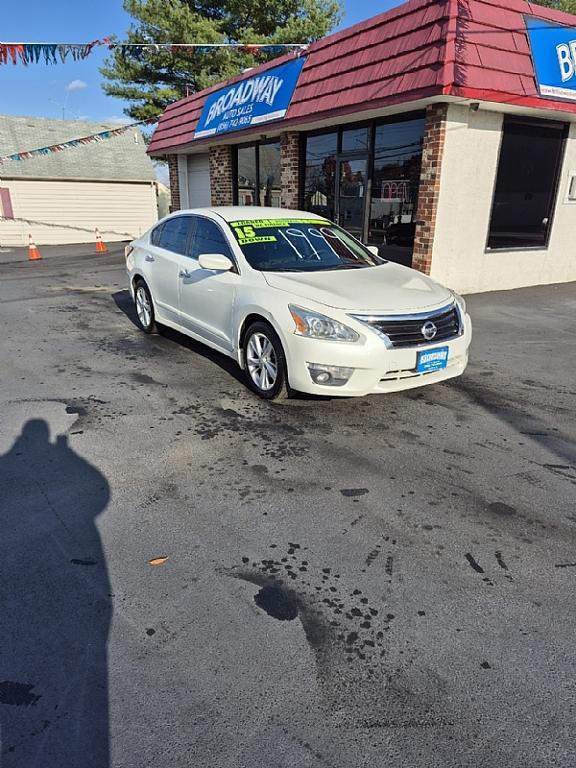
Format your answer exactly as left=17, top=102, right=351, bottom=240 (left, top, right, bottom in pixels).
left=235, top=142, right=281, bottom=207
left=237, top=146, right=257, bottom=206
left=341, top=127, right=369, bottom=153
left=258, top=142, right=281, bottom=207
left=304, top=132, right=337, bottom=221
left=369, top=118, right=425, bottom=264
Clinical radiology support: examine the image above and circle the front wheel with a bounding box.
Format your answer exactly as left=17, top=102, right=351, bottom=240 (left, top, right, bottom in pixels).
left=134, top=280, right=157, bottom=334
left=243, top=322, right=290, bottom=401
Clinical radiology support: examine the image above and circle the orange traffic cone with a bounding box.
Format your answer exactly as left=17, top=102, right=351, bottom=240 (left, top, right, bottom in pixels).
left=95, top=228, right=108, bottom=253
left=28, top=234, right=42, bottom=261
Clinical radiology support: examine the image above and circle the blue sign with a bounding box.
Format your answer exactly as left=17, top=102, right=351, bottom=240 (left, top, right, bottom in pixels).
left=194, top=57, right=305, bottom=139
left=526, top=17, right=576, bottom=102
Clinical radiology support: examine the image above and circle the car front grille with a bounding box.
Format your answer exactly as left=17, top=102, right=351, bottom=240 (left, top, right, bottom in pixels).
left=355, top=305, right=461, bottom=349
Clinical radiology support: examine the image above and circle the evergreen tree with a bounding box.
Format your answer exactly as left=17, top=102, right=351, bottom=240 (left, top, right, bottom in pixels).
left=534, top=0, right=576, bottom=13
left=101, top=0, right=342, bottom=121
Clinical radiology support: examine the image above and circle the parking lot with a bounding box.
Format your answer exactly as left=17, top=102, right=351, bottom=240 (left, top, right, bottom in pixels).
left=1, top=246, right=575, bottom=768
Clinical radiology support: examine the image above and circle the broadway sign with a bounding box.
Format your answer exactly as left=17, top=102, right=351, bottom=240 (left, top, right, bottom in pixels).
left=194, top=57, right=305, bottom=139
left=526, top=17, right=576, bottom=102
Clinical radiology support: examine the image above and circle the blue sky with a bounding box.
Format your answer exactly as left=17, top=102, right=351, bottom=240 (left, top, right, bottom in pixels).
left=1, top=0, right=401, bottom=125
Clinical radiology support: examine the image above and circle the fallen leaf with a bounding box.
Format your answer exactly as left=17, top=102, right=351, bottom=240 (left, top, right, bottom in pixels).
left=149, top=556, right=169, bottom=566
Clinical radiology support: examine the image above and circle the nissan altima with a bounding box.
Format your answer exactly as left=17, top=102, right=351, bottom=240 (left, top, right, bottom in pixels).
left=125, top=207, right=472, bottom=400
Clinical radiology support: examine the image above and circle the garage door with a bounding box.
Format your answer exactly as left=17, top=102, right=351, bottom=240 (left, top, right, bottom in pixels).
left=187, top=154, right=211, bottom=208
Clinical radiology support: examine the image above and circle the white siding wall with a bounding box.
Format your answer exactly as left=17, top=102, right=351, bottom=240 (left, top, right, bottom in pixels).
left=430, top=104, right=576, bottom=294
left=0, top=179, right=158, bottom=246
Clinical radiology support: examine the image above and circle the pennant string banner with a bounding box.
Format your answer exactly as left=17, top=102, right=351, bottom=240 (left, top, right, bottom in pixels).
left=0, top=40, right=308, bottom=65
left=0, top=119, right=157, bottom=165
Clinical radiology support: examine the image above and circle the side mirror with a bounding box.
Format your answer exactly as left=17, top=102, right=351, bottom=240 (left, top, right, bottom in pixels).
left=198, top=253, right=233, bottom=271
left=366, top=245, right=380, bottom=256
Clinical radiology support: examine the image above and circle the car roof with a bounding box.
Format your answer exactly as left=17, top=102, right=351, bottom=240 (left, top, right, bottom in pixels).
left=170, top=207, right=329, bottom=223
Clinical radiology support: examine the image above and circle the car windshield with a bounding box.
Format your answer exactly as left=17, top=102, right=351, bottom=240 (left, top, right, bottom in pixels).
left=227, top=217, right=386, bottom=272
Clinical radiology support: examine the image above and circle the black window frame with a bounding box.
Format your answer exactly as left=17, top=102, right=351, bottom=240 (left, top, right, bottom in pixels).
left=486, top=116, right=568, bottom=253
left=232, top=139, right=282, bottom=207
left=300, top=111, right=426, bottom=247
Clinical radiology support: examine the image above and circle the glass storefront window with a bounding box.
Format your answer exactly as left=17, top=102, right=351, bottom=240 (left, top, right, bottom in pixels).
left=369, top=117, right=425, bottom=266
left=258, top=142, right=281, bottom=207
left=341, top=127, right=369, bottom=153
left=235, top=142, right=281, bottom=207
left=301, top=116, right=424, bottom=267
left=303, top=132, right=337, bottom=221
left=237, top=146, right=257, bottom=206
left=487, top=118, right=565, bottom=250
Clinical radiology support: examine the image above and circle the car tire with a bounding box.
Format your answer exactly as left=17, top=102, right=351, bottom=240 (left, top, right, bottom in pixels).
left=134, top=280, right=158, bottom=334
left=243, top=321, right=291, bottom=401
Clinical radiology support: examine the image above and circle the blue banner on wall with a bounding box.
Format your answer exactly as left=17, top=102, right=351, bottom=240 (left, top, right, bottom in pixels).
left=194, top=57, right=305, bottom=140
left=526, top=17, right=576, bottom=102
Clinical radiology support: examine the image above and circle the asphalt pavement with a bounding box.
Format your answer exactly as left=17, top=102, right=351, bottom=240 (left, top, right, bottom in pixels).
left=1, top=247, right=575, bottom=768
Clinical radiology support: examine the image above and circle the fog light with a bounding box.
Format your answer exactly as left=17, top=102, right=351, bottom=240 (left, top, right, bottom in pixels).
left=307, top=363, right=354, bottom=387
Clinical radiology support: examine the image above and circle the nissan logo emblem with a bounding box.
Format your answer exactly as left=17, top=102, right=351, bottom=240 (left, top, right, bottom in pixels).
left=421, top=321, right=437, bottom=341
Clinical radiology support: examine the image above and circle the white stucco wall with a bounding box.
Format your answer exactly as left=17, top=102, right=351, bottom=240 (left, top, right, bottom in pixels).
left=430, top=104, right=576, bottom=294
left=0, top=179, right=158, bottom=246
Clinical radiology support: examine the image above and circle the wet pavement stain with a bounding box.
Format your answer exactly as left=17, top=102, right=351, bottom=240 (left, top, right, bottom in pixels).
left=340, top=488, right=369, bottom=498
left=465, top=553, right=484, bottom=574
left=254, top=585, right=298, bottom=621
left=487, top=502, right=517, bottom=516
left=229, top=543, right=393, bottom=685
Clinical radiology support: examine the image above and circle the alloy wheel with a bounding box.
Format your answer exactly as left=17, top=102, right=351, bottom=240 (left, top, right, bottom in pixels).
left=246, top=332, right=278, bottom=392
left=135, top=286, right=152, bottom=329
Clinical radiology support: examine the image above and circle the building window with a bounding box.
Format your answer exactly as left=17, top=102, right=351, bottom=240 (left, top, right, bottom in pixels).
left=302, top=114, right=424, bottom=267
left=487, top=118, right=566, bottom=250
left=369, top=117, right=425, bottom=256
left=341, top=127, right=369, bottom=153
left=235, top=141, right=281, bottom=207
left=303, top=131, right=337, bottom=220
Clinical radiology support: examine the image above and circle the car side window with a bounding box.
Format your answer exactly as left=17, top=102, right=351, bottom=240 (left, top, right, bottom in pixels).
left=150, top=222, right=164, bottom=246
left=157, top=216, right=193, bottom=255
left=189, top=217, right=234, bottom=262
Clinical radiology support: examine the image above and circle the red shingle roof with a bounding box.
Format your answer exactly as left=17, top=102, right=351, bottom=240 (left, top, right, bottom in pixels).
left=148, top=0, right=576, bottom=155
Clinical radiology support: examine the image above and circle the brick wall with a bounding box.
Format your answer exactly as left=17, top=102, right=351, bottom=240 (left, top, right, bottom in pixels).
left=412, top=104, right=449, bottom=275
left=280, top=132, right=300, bottom=209
left=209, top=146, right=234, bottom=206
left=167, top=155, right=180, bottom=212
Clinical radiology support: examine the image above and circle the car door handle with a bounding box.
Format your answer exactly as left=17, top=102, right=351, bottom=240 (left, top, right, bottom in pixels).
left=145, top=254, right=155, bottom=262
left=179, top=269, right=192, bottom=279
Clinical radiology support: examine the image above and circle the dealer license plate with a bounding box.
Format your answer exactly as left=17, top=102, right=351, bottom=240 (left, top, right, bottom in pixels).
left=416, top=346, right=449, bottom=374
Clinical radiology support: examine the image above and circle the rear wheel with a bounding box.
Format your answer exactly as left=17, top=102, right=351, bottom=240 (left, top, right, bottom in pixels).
left=134, top=280, right=157, bottom=334
left=243, top=322, right=290, bottom=401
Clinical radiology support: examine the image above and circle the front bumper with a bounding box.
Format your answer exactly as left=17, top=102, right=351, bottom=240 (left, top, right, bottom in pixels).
left=284, top=312, right=472, bottom=397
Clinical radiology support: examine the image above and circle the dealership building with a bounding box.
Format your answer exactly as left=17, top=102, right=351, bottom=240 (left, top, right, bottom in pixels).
left=148, top=0, right=576, bottom=294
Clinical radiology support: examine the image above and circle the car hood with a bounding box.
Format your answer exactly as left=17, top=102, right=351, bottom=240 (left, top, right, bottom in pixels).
left=262, top=263, right=453, bottom=313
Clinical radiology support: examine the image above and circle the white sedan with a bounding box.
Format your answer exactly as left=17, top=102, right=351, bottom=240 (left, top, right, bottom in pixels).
left=126, top=207, right=471, bottom=400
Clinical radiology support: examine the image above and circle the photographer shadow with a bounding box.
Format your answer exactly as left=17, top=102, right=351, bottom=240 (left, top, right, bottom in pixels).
left=0, top=419, right=111, bottom=768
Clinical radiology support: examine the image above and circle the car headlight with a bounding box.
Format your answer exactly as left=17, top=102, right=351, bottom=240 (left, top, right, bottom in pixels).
left=451, top=290, right=466, bottom=314
left=289, top=305, right=360, bottom=342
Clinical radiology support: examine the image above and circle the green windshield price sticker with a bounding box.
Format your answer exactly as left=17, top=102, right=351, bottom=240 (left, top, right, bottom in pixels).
left=231, top=224, right=277, bottom=244
left=238, top=236, right=278, bottom=245
left=230, top=218, right=330, bottom=231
